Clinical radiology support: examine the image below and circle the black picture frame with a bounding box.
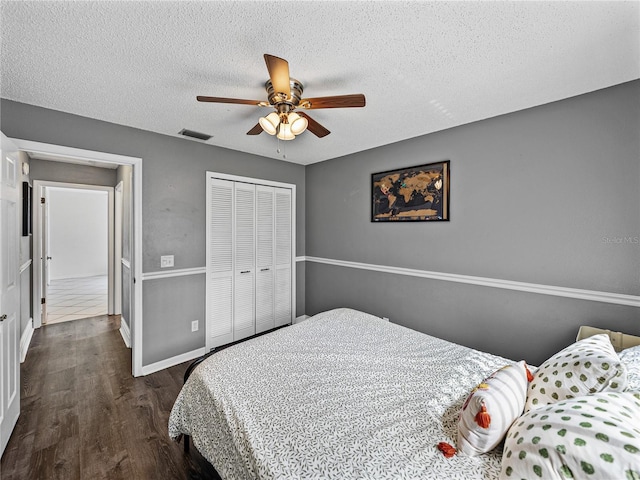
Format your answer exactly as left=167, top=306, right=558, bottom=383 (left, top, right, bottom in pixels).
left=372, top=160, right=450, bottom=222
left=22, top=181, right=32, bottom=236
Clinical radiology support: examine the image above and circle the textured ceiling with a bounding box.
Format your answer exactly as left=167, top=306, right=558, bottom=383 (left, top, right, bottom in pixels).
left=1, top=1, right=638, bottom=165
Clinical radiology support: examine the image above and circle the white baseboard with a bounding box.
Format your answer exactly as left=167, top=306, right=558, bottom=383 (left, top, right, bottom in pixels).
left=140, top=347, right=206, bottom=376
left=20, top=319, right=34, bottom=363
left=295, top=315, right=310, bottom=324
left=119, top=317, right=131, bottom=348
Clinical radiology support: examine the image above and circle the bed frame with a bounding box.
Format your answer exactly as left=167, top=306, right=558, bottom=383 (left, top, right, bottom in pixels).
left=180, top=324, right=290, bottom=453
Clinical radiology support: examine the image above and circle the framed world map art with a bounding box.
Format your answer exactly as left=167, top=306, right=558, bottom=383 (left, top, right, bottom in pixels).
left=371, top=160, right=450, bottom=222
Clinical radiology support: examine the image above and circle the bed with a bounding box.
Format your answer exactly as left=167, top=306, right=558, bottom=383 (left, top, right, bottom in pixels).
left=169, top=308, right=640, bottom=480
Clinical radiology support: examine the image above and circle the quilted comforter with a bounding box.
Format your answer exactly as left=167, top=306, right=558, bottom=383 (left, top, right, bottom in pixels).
left=169, top=308, right=514, bottom=479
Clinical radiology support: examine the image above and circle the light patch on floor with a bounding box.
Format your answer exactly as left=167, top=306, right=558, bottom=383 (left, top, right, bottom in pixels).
left=46, top=275, right=108, bottom=324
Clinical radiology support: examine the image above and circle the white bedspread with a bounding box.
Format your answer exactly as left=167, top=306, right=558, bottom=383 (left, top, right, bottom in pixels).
left=169, top=308, right=514, bottom=479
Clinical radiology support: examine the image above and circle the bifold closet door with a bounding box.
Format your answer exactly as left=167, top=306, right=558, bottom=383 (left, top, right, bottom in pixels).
left=274, top=187, right=292, bottom=327
left=233, top=182, right=255, bottom=342
left=207, top=175, right=293, bottom=351
left=255, top=185, right=275, bottom=334
left=207, top=178, right=234, bottom=350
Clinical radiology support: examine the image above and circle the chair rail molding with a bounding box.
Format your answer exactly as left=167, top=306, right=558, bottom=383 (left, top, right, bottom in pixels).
left=300, top=256, right=640, bottom=308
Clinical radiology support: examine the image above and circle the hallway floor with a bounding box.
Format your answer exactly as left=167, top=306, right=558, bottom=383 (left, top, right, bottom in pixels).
left=46, top=275, right=108, bottom=324
left=0, top=315, right=219, bottom=479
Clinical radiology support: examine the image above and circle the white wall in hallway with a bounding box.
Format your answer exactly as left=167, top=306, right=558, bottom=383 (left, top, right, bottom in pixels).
left=48, top=188, right=108, bottom=280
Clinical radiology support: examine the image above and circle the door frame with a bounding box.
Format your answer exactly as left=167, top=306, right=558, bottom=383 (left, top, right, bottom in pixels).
left=34, top=182, right=114, bottom=325
left=9, top=138, right=144, bottom=377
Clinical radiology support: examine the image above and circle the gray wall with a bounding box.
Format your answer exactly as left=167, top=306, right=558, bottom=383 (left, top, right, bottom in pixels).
left=30, top=159, right=117, bottom=186
left=305, top=80, right=640, bottom=366
left=142, top=274, right=205, bottom=365
left=1, top=99, right=306, bottom=369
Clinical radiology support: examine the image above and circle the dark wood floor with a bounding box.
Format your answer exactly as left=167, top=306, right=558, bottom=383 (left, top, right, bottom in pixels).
left=0, top=315, right=221, bottom=480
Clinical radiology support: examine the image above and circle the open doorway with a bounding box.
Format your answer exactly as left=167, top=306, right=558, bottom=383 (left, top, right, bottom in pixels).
left=44, top=186, right=110, bottom=324
left=11, top=138, right=143, bottom=376
left=34, top=181, right=115, bottom=328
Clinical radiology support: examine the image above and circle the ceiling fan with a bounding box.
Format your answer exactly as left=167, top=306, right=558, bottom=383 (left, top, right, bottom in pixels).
left=197, top=54, right=366, bottom=140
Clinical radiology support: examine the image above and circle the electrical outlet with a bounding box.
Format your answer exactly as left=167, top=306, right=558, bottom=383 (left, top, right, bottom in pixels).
left=382, top=317, right=390, bottom=322
left=191, top=320, right=199, bottom=332
left=160, top=255, right=174, bottom=268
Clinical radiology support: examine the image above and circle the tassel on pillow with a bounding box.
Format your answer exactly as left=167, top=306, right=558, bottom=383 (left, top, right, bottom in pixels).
left=437, top=442, right=457, bottom=458
left=474, top=403, right=491, bottom=428
left=525, top=363, right=534, bottom=382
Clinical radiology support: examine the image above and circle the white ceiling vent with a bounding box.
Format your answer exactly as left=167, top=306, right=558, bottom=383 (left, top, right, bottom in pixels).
left=178, top=129, right=212, bottom=141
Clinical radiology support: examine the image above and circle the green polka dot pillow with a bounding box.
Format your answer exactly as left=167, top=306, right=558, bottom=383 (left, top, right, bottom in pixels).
left=458, top=361, right=529, bottom=456
left=525, top=334, right=627, bottom=412
left=500, top=392, right=640, bottom=480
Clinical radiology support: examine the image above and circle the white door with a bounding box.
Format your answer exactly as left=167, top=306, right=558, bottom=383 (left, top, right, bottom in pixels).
left=206, top=178, right=234, bottom=350
left=233, top=182, right=255, bottom=342
left=114, top=182, right=123, bottom=315
left=274, top=187, right=292, bottom=326
left=255, top=186, right=275, bottom=334
left=0, top=133, right=21, bottom=455
left=41, top=186, right=49, bottom=325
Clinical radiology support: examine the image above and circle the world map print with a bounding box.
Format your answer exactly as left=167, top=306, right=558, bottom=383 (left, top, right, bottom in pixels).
left=372, top=160, right=449, bottom=221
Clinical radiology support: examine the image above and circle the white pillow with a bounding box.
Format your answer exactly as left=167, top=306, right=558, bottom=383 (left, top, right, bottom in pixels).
left=620, top=345, right=640, bottom=391
left=500, top=392, right=640, bottom=480
left=525, top=334, right=627, bottom=412
left=457, top=361, right=529, bottom=456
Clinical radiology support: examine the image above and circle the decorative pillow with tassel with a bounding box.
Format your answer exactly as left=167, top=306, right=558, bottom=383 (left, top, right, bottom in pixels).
left=457, top=361, right=531, bottom=456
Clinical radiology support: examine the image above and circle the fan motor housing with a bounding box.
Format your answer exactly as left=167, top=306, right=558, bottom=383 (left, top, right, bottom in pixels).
left=266, top=79, right=304, bottom=108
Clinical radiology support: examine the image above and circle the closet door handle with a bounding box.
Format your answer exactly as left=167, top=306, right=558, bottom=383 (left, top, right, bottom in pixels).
left=0, top=314, right=6, bottom=322
left=260, top=268, right=270, bottom=272
left=240, top=270, right=251, bottom=274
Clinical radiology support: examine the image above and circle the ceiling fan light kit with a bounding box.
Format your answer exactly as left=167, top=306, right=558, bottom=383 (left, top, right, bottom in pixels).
left=197, top=54, right=366, bottom=142
left=288, top=113, right=308, bottom=136
left=259, top=112, right=280, bottom=136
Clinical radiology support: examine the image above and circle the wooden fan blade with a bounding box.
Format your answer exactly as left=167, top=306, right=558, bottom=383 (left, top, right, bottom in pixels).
left=300, top=94, right=366, bottom=109
left=197, top=96, right=264, bottom=106
left=246, top=123, right=263, bottom=135
left=264, top=54, right=291, bottom=98
left=298, top=112, right=330, bottom=138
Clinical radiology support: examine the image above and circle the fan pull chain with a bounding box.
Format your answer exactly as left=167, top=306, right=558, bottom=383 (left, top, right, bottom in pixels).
left=276, top=134, right=287, bottom=159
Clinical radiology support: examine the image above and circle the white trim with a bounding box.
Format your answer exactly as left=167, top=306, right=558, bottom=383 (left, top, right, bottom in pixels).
left=121, top=258, right=131, bottom=269
left=114, top=181, right=123, bottom=315
left=19, top=259, right=32, bottom=274
left=19, top=319, right=34, bottom=363
left=141, top=347, right=206, bottom=376
left=13, top=139, right=139, bottom=166
left=207, top=171, right=295, bottom=190
left=141, top=266, right=206, bottom=281
left=119, top=317, right=131, bottom=348
left=303, top=256, right=640, bottom=308
left=294, top=314, right=310, bottom=324
left=295, top=256, right=305, bottom=262
left=13, top=138, right=144, bottom=377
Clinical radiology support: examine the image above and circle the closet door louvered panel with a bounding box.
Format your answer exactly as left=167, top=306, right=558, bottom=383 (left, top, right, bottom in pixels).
left=206, top=178, right=234, bottom=349
left=209, top=276, right=233, bottom=339
left=274, top=266, right=291, bottom=327
left=255, top=186, right=274, bottom=333
left=233, top=183, right=255, bottom=341
left=274, top=187, right=292, bottom=326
